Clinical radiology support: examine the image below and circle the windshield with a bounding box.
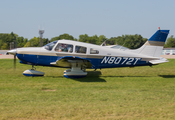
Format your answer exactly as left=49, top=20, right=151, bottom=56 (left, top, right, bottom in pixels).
left=44, top=40, right=58, bottom=51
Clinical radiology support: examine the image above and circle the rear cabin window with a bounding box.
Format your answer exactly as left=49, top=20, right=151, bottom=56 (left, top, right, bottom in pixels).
left=55, top=43, right=73, bottom=53
left=75, top=46, right=87, bottom=54
left=90, top=48, right=99, bottom=54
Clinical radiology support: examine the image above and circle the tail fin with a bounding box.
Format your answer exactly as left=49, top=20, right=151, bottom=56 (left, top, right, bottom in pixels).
left=132, top=30, right=169, bottom=57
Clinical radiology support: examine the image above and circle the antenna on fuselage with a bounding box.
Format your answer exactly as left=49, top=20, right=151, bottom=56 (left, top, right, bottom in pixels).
left=119, top=42, right=126, bottom=50
left=100, top=40, right=107, bottom=46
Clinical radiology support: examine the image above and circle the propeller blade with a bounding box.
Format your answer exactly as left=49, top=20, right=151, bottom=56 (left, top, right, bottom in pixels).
left=14, top=54, right=16, bottom=69
left=7, top=49, right=17, bottom=70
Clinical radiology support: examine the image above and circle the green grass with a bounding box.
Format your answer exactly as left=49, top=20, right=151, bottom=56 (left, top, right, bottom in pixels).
left=1, top=59, right=175, bottom=120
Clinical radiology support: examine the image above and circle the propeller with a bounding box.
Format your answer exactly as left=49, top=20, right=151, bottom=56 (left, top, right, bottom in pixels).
left=14, top=54, right=16, bottom=69
left=7, top=49, right=17, bottom=69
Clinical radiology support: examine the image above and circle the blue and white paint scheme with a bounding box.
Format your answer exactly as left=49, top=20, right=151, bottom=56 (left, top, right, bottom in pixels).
left=7, top=29, right=169, bottom=78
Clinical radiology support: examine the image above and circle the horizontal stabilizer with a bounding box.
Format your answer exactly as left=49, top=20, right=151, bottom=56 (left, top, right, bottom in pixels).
left=149, top=57, right=168, bottom=65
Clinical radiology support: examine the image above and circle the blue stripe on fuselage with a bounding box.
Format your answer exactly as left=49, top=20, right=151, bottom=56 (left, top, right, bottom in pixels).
left=17, top=54, right=38, bottom=65
left=17, top=54, right=150, bottom=68
left=17, top=54, right=61, bottom=66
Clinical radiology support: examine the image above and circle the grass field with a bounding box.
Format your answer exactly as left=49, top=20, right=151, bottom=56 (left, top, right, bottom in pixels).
left=0, top=59, right=175, bottom=120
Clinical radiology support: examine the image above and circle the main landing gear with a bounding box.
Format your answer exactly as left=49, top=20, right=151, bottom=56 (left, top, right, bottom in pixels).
left=63, top=60, right=87, bottom=78
left=23, top=65, right=45, bottom=77
left=23, top=60, right=87, bottom=78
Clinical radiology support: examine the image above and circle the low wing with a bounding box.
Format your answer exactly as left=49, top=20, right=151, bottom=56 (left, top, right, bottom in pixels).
left=50, top=56, right=92, bottom=68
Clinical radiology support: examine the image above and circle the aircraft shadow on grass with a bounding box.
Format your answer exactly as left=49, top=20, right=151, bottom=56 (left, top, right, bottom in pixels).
left=46, top=72, right=165, bottom=82
left=102, top=75, right=150, bottom=77
left=159, top=75, right=175, bottom=78
left=46, top=71, right=106, bottom=82
left=73, top=71, right=106, bottom=82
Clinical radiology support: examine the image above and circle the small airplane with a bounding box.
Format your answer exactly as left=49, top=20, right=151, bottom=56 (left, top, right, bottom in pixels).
left=8, top=29, right=169, bottom=78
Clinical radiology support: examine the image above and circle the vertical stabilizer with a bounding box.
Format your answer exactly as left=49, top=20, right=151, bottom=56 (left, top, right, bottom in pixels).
left=131, top=30, right=169, bottom=57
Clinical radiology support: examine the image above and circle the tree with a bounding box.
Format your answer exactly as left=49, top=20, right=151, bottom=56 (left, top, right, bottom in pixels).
left=115, top=34, right=147, bottom=49
left=24, top=37, right=49, bottom=47
left=79, top=34, right=89, bottom=42
left=50, top=33, right=75, bottom=42
left=24, top=37, right=40, bottom=47
left=0, top=32, right=150, bottom=49
left=115, top=35, right=125, bottom=46
left=43, top=38, right=49, bottom=46
left=164, top=35, right=175, bottom=48
left=97, top=35, right=107, bottom=45
left=0, top=33, right=15, bottom=49
left=0, top=40, right=3, bottom=49
left=17, top=37, right=28, bottom=48
left=79, top=34, right=107, bottom=45
left=1, top=43, right=8, bottom=50
left=107, top=37, right=118, bottom=45
left=88, top=35, right=98, bottom=44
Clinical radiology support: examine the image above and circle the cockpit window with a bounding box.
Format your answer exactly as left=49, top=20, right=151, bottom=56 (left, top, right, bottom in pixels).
left=44, top=40, right=58, bottom=51
left=55, top=43, right=73, bottom=53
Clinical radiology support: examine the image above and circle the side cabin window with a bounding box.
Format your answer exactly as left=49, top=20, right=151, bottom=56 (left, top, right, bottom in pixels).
left=90, top=48, right=99, bottom=54
left=75, top=46, right=87, bottom=54
left=55, top=43, right=73, bottom=53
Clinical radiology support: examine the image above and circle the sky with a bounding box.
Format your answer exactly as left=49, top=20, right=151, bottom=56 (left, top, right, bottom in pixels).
left=0, top=0, right=175, bottom=40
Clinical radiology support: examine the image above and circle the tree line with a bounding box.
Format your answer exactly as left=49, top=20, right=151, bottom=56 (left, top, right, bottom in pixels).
left=0, top=32, right=175, bottom=50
